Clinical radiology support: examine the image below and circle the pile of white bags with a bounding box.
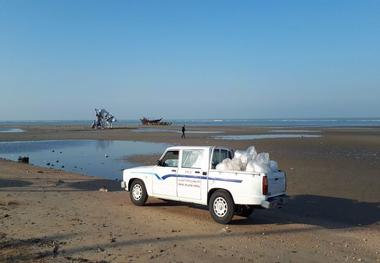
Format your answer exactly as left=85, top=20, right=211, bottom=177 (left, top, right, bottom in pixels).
left=216, top=146, right=279, bottom=173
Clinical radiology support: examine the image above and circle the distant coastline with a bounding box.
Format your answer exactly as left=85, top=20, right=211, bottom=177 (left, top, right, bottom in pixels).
left=1, top=118, right=380, bottom=127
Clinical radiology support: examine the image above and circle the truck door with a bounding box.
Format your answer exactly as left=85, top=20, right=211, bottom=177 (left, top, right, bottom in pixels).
left=153, top=150, right=178, bottom=197
left=177, top=149, right=206, bottom=200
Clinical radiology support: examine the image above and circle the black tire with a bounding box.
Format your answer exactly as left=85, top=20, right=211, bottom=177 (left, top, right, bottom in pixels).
left=209, top=190, right=235, bottom=224
left=235, top=205, right=254, bottom=217
left=130, top=179, right=148, bottom=206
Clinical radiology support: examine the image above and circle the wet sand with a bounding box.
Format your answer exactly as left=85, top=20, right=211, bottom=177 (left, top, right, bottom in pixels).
left=0, top=125, right=379, bottom=262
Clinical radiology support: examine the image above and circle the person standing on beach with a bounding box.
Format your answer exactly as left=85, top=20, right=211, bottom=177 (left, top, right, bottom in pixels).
left=181, top=125, right=186, bottom=139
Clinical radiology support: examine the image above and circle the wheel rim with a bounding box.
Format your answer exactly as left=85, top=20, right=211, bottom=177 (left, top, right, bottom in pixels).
left=132, top=184, right=143, bottom=200
left=213, top=197, right=228, bottom=217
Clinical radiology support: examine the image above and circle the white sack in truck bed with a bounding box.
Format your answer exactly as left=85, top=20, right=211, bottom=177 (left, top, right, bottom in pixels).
left=216, top=146, right=279, bottom=173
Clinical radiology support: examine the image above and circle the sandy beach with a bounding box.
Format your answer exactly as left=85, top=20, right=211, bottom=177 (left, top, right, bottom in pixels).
left=0, top=125, right=379, bottom=262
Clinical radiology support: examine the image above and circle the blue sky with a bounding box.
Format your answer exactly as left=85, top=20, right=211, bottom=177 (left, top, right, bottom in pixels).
left=0, top=0, right=379, bottom=120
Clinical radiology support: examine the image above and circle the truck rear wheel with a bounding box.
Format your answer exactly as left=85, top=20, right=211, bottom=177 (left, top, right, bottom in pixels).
left=130, top=179, right=148, bottom=206
left=209, top=190, right=235, bottom=224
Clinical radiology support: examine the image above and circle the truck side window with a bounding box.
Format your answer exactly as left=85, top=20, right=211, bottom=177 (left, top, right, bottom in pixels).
left=212, top=149, right=232, bottom=169
left=212, top=149, right=221, bottom=169
left=220, top=149, right=229, bottom=161
left=159, top=151, right=179, bottom=167
left=182, top=150, right=204, bottom=169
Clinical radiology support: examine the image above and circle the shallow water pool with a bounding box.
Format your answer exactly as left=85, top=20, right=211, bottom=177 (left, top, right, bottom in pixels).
left=0, top=128, right=24, bottom=133
left=133, top=128, right=223, bottom=134
left=213, top=134, right=322, bottom=140
left=0, top=140, right=168, bottom=180
left=269, top=129, right=321, bottom=133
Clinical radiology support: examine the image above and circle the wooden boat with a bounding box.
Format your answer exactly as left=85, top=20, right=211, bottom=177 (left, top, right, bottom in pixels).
left=140, top=117, right=172, bottom=126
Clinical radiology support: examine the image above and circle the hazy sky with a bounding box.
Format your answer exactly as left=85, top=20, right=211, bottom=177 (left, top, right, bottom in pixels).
left=0, top=0, right=379, bottom=120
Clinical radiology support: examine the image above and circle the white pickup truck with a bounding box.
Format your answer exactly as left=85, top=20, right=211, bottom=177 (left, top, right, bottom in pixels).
left=121, top=146, right=287, bottom=224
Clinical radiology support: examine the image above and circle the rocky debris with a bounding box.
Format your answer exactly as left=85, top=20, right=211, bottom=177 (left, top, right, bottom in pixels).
left=0, top=232, right=6, bottom=239
left=52, top=241, right=59, bottom=257
left=37, top=170, right=44, bottom=173
left=65, top=256, right=109, bottom=263
left=0, top=236, right=65, bottom=261
left=99, top=187, right=108, bottom=192
left=17, top=156, right=29, bottom=163
left=221, top=226, right=231, bottom=233
left=97, top=246, right=105, bottom=253
left=56, top=180, right=65, bottom=186
left=0, top=200, right=19, bottom=207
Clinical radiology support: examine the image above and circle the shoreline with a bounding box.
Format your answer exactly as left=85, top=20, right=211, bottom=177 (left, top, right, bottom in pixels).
left=1, top=124, right=379, bottom=262
left=1, top=125, right=380, bottom=201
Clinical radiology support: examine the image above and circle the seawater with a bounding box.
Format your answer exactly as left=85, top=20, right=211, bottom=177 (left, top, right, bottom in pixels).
left=0, top=128, right=24, bottom=133
left=1, top=118, right=380, bottom=127
left=214, top=134, right=322, bottom=140
left=0, top=140, right=168, bottom=180
left=133, top=128, right=222, bottom=134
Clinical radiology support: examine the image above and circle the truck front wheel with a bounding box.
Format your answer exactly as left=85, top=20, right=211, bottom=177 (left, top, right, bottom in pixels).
left=130, top=179, right=148, bottom=206
left=209, top=190, right=235, bottom=224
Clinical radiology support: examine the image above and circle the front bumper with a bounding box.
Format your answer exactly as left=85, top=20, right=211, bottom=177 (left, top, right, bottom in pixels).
left=261, top=195, right=288, bottom=209
left=121, top=181, right=127, bottom=189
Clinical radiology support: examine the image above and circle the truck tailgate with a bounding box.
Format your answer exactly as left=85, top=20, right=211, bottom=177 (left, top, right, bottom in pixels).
left=267, top=171, right=286, bottom=196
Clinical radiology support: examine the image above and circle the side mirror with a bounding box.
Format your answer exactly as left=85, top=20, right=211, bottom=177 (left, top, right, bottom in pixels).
left=157, top=160, right=163, bottom=166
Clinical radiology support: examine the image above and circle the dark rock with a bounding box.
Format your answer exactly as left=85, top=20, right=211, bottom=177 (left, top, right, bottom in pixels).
left=53, top=242, right=59, bottom=257
left=18, top=156, right=29, bottom=163
left=56, top=180, right=65, bottom=186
